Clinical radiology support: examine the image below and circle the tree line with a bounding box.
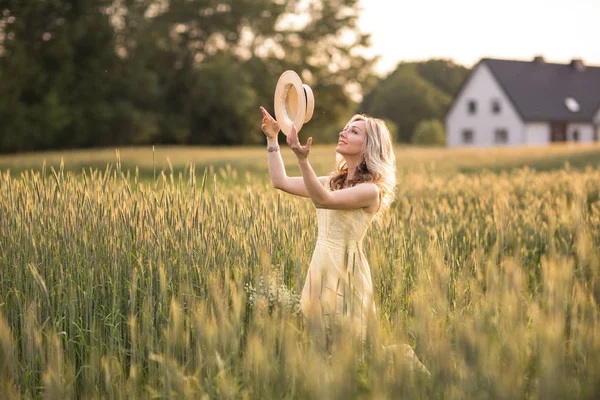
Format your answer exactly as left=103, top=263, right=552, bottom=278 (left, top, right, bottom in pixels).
left=0, top=0, right=470, bottom=153
left=362, top=59, right=470, bottom=144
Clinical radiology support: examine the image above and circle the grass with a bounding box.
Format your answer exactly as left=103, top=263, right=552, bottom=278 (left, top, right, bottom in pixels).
left=0, top=143, right=600, bottom=398
left=2, top=141, right=600, bottom=178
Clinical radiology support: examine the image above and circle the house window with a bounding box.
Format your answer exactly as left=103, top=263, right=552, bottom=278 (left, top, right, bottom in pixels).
left=491, top=99, right=501, bottom=114
left=462, top=129, right=474, bottom=144
left=572, top=130, right=579, bottom=141
left=495, top=128, right=508, bottom=144
left=468, top=100, right=477, bottom=114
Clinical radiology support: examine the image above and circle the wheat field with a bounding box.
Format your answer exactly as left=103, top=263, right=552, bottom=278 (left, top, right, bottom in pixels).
left=1, top=145, right=600, bottom=398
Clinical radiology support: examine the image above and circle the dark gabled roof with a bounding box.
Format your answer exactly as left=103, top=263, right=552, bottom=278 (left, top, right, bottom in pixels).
left=482, top=57, right=600, bottom=122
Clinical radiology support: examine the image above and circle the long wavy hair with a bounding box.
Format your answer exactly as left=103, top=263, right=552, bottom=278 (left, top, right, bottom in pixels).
left=328, top=114, right=396, bottom=213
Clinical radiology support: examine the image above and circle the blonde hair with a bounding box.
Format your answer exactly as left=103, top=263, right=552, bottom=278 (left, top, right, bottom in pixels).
left=329, top=114, right=396, bottom=213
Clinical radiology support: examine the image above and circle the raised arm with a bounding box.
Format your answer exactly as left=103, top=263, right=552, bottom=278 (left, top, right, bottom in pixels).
left=260, top=106, right=327, bottom=197
left=286, top=126, right=380, bottom=212
left=297, top=158, right=379, bottom=210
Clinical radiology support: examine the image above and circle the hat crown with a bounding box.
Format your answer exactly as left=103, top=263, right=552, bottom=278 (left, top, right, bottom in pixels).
left=274, top=70, right=315, bottom=136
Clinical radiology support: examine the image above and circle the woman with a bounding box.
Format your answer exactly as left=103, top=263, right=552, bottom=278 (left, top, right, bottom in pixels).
left=260, top=105, right=395, bottom=341
left=260, top=106, right=429, bottom=373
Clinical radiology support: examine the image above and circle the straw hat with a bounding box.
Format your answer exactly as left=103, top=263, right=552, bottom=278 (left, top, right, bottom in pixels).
left=274, top=70, right=315, bottom=136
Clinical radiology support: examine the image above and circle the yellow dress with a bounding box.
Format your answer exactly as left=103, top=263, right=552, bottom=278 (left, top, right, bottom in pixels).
left=300, top=205, right=431, bottom=375
left=300, top=206, right=377, bottom=342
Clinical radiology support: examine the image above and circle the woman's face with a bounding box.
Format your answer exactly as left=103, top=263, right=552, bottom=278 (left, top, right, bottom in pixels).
left=336, top=120, right=367, bottom=157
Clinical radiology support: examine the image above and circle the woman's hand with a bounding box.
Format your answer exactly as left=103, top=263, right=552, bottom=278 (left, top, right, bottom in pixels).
left=260, top=106, right=280, bottom=139
left=286, top=126, right=312, bottom=161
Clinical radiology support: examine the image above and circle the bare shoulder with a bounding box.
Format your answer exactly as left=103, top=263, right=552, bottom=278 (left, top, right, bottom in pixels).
left=356, top=182, right=380, bottom=196
left=356, top=182, right=380, bottom=213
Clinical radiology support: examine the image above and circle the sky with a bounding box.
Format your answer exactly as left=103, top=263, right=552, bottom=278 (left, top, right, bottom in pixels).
left=357, top=0, right=600, bottom=75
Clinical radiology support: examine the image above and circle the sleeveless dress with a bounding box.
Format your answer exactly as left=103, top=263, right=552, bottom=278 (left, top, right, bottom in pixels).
left=299, top=205, right=431, bottom=374
left=300, top=207, right=377, bottom=342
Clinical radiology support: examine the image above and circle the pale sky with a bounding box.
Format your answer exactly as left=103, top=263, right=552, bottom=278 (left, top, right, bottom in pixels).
left=358, top=0, right=600, bottom=75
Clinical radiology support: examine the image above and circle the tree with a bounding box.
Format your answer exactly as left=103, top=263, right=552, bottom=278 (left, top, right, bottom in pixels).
left=187, top=54, right=259, bottom=145
left=134, top=0, right=377, bottom=145
left=256, top=0, right=379, bottom=143
left=360, top=60, right=469, bottom=143
left=416, top=58, right=470, bottom=97
left=411, top=119, right=446, bottom=146
left=0, top=0, right=121, bottom=152
left=382, top=118, right=398, bottom=142
left=361, top=64, right=451, bottom=143
left=0, top=0, right=378, bottom=152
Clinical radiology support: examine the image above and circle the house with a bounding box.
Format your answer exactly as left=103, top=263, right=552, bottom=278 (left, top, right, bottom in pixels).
left=444, top=56, right=600, bottom=147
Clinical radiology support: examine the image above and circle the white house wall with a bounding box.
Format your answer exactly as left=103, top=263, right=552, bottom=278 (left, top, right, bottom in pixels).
left=524, top=123, right=549, bottom=145
left=524, top=122, right=594, bottom=144
left=594, top=108, right=600, bottom=141
left=567, top=123, right=594, bottom=143
left=445, top=63, right=524, bottom=147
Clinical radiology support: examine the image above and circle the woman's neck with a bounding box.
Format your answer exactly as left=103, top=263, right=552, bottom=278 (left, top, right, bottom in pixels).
left=345, top=156, right=361, bottom=183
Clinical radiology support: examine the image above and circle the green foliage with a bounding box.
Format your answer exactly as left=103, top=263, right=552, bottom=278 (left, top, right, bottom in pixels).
left=412, top=119, right=446, bottom=146
left=0, top=0, right=376, bottom=152
left=416, top=59, right=470, bottom=96
left=189, top=55, right=260, bottom=145
left=361, top=60, right=470, bottom=143
left=0, top=1, right=472, bottom=151
left=382, top=118, right=399, bottom=142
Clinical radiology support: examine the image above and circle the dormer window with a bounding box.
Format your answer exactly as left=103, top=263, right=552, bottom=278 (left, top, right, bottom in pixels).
left=565, top=97, right=580, bottom=113
left=491, top=99, right=501, bottom=114
left=468, top=100, right=477, bottom=115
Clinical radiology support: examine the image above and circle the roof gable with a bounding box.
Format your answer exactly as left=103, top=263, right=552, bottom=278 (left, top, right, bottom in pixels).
left=444, top=62, right=522, bottom=122
left=483, top=58, right=600, bottom=122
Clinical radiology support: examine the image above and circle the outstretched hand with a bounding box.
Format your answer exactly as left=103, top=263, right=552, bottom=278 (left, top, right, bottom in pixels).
left=286, top=126, right=312, bottom=160
left=260, top=106, right=280, bottom=139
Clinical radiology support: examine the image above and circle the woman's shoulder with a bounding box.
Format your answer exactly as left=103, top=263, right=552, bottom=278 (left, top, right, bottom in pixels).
left=354, top=182, right=381, bottom=213
left=355, top=181, right=380, bottom=192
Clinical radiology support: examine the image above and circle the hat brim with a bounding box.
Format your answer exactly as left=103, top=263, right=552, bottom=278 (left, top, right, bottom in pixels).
left=303, top=84, right=315, bottom=123
left=274, top=70, right=314, bottom=136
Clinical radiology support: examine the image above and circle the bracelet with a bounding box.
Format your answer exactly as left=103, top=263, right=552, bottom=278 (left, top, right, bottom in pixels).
left=267, top=145, right=280, bottom=153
